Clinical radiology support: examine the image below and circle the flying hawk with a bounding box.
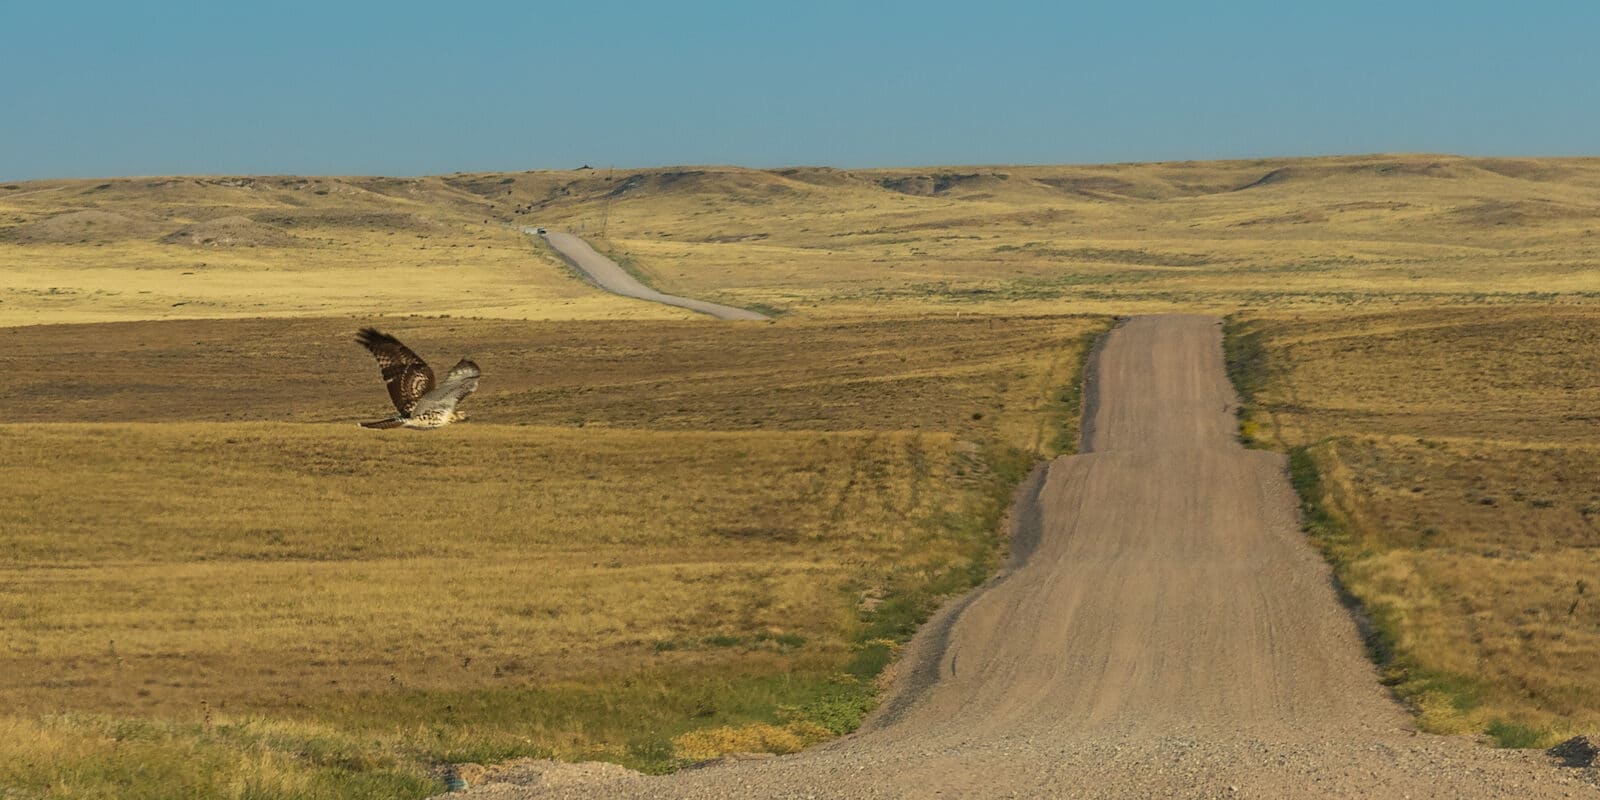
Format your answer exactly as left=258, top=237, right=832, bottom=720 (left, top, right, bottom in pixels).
left=355, top=328, right=480, bottom=429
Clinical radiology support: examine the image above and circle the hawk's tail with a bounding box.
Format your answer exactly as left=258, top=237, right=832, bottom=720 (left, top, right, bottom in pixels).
left=359, top=417, right=406, bottom=429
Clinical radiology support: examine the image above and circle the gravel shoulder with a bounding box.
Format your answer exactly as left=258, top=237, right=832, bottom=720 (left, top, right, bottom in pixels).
left=533, top=230, right=768, bottom=321
left=445, top=314, right=1595, bottom=799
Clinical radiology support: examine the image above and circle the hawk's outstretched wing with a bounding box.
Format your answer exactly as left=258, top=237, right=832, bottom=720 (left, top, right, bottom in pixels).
left=356, top=328, right=435, bottom=415
left=412, top=359, right=480, bottom=418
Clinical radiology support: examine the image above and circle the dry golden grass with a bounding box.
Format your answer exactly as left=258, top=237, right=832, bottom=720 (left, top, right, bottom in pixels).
left=0, top=314, right=1104, bottom=798
left=670, top=719, right=831, bottom=761
left=0, top=177, right=678, bottom=325
left=1229, top=306, right=1600, bottom=745
left=1, top=422, right=952, bottom=712
left=8, top=153, right=1600, bottom=794
left=507, top=156, right=1600, bottom=315
left=0, top=314, right=1095, bottom=454
left=8, top=154, right=1600, bottom=326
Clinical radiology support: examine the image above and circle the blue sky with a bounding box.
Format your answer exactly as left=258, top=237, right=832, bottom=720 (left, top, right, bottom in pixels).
left=3, top=1, right=1597, bottom=180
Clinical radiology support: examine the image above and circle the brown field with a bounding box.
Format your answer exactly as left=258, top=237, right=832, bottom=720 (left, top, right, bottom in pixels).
left=0, top=314, right=1104, bottom=799
left=1228, top=306, right=1600, bottom=745
left=0, top=314, right=1093, bottom=451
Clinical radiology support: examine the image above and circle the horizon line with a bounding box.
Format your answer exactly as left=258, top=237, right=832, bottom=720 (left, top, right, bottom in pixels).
left=7, top=150, right=1600, bottom=185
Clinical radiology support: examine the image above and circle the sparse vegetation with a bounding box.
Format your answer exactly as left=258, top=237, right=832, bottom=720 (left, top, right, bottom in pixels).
left=1222, top=316, right=1273, bottom=447
left=1048, top=328, right=1110, bottom=454
left=6, top=152, right=1600, bottom=793
left=8, top=155, right=1600, bottom=324
left=0, top=315, right=1103, bottom=798
left=1227, top=308, right=1600, bottom=747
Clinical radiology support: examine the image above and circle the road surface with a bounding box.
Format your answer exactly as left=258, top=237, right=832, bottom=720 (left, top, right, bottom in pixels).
left=531, top=230, right=768, bottom=321
left=449, top=315, right=1592, bottom=799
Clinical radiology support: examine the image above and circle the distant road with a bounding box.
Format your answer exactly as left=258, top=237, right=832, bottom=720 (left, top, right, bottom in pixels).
left=528, top=229, right=768, bottom=321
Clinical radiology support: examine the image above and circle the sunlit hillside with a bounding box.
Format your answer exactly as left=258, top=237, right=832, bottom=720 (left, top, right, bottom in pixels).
left=0, top=176, right=680, bottom=325
left=6, top=154, right=1599, bottom=325
left=515, top=155, right=1600, bottom=314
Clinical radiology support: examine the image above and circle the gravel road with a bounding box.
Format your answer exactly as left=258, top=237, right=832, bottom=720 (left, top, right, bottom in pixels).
left=532, top=230, right=768, bottom=321
left=446, top=314, right=1595, bottom=798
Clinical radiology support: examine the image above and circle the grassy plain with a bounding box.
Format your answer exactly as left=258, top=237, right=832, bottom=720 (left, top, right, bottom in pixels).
left=6, top=153, right=1600, bottom=795
left=0, top=177, right=679, bottom=325
left=0, top=315, right=1104, bottom=798
left=8, top=155, right=1600, bottom=323
left=483, top=156, right=1600, bottom=314
left=1227, top=307, right=1600, bottom=746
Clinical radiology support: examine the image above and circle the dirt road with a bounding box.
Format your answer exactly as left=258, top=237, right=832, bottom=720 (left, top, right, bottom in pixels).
left=531, top=230, right=768, bottom=321
left=453, top=315, right=1593, bottom=798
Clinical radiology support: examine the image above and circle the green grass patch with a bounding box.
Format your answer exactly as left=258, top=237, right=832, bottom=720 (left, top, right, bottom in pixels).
left=0, top=715, right=437, bottom=800
left=1486, top=719, right=1552, bottom=749
left=1049, top=324, right=1114, bottom=454
left=327, top=670, right=879, bottom=774
left=1222, top=315, right=1272, bottom=448
left=2, top=670, right=894, bottom=799
left=740, top=302, right=788, bottom=318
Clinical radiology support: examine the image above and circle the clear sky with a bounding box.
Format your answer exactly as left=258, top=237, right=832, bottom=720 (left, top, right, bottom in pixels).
left=4, top=1, right=1597, bottom=180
